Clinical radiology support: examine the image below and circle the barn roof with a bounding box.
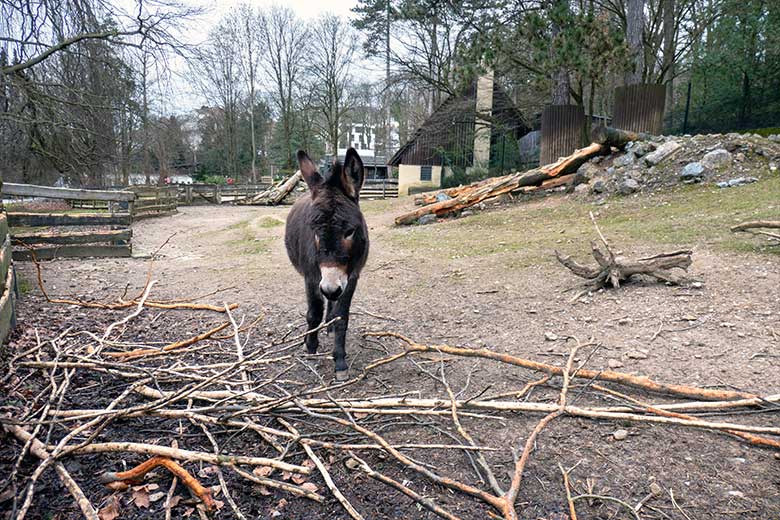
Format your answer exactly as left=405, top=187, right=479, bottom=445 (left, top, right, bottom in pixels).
left=388, top=80, right=529, bottom=167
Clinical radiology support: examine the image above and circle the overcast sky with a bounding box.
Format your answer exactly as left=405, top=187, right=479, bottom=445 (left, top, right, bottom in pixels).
left=147, top=0, right=369, bottom=113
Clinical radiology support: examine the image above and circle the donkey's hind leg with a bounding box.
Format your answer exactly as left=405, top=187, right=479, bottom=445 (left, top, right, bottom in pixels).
left=304, top=278, right=324, bottom=354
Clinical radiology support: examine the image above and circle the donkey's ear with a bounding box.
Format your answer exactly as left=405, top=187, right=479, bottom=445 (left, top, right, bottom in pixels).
left=341, top=148, right=365, bottom=200
left=297, top=150, right=322, bottom=191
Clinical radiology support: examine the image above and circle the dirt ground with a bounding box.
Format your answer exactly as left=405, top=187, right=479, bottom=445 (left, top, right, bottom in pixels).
left=2, top=179, right=779, bottom=520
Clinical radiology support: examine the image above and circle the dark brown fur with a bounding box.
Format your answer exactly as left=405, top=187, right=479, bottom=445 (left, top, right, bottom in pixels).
left=284, top=149, right=368, bottom=377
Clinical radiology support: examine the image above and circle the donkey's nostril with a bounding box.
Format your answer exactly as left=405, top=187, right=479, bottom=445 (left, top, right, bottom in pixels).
left=321, top=285, right=342, bottom=300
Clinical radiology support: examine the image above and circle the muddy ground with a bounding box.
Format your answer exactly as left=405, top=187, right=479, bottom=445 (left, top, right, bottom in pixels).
left=2, top=176, right=779, bottom=520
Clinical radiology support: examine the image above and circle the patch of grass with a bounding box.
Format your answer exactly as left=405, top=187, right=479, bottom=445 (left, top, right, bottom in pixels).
left=225, top=219, right=251, bottom=231
left=229, top=236, right=273, bottom=255
left=389, top=175, right=780, bottom=265
left=16, top=276, right=33, bottom=295
left=256, top=216, right=284, bottom=228
left=361, top=198, right=399, bottom=216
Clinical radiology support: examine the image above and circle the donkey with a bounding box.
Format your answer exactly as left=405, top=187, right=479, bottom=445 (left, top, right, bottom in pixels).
left=284, top=148, right=369, bottom=380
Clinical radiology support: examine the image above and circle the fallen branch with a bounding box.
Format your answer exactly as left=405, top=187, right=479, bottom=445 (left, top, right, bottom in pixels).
left=99, top=456, right=215, bottom=511
left=104, top=322, right=230, bottom=359
left=368, top=332, right=758, bottom=401
left=556, top=213, right=692, bottom=290
left=731, top=220, right=780, bottom=241
left=2, top=423, right=99, bottom=520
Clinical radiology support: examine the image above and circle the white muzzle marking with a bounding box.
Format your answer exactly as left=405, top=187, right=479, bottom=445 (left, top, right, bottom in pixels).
left=320, top=265, right=348, bottom=299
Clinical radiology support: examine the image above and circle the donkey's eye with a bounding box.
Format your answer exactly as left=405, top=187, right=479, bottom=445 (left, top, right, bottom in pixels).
left=344, top=228, right=356, bottom=240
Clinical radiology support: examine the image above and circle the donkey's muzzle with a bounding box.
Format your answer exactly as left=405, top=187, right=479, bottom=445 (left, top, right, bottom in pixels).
left=320, top=265, right=348, bottom=301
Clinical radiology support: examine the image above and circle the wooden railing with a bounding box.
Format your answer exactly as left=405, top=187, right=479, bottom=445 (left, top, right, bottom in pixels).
left=2, top=182, right=135, bottom=260
left=128, top=185, right=178, bottom=219
left=0, top=211, right=16, bottom=343
left=361, top=178, right=399, bottom=199
left=176, top=183, right=272, bottom=205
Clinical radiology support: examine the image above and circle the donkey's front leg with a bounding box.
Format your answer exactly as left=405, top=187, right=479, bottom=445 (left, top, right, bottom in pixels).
left=331, top=278, right=357, bottom=380
left=325, top=300, right=336, bottom=335
left=304, top=278, right=324, bottom=354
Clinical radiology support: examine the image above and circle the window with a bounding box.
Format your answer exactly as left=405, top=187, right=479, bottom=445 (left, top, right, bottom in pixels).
left=420, top=165, right=432, bottom=181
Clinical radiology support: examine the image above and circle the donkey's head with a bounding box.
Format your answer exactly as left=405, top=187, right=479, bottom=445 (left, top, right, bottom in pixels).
left=297, top=148, right=367, bottom=301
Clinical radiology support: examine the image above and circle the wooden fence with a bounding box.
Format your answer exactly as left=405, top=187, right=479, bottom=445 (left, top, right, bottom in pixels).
left=361, top=178, right=399, bottom=199
left=129, top=186, right=178, bottom=219
left=176, top=183, right=271, bottom=205
left=540, top=105, right=585, bottom=165
left=0, top=210, right=17, bottom=343
left=2, top=182, right=135, bottom=261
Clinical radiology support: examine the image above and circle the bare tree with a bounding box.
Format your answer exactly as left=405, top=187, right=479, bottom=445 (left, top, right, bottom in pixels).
left=191, top=20, right=243, bottom=177
left=308, top=14, right=359, bottom=157
left=233, top=4, right=264, bottom=182
left=259, top=6, right=308, bottom=169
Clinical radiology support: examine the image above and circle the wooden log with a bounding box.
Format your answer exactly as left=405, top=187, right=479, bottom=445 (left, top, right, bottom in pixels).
left=13, top=245, right=132, bottom=261
left=731, top=220, right=780, bottom=240
left=12, top=229, right=132, bottom=245
left=590, top=126, right=652, bottom=148
left=240, top=171, right=302, bottom=205
left=8, top=212, right=132, bottom=227
left=1, top=182, right=135, bottom=202
left=395, top=143, right=605, bottom=225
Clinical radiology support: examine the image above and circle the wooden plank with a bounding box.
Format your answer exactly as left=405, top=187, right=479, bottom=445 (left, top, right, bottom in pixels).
left=12, top=229, right=132, bottom=245
left=2, top=182, right=135, bottom=202
left=0, top=236, right=11, bottom=287
left=0, top=267, right=16, bottom=344
left=13, top=245, right=132, bottom=261
left=8, top=212, right=132, bottom=227
left=0, top=213, right=8, bottom=243
left=134, top=203, right=177, bottom=213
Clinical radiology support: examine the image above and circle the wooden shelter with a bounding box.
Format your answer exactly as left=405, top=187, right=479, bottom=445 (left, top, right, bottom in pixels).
left=389, top=78, right=530, bottom=195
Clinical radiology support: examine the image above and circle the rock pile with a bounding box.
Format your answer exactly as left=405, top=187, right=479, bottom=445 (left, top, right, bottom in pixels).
left=574, top=132, right=780, bottom=198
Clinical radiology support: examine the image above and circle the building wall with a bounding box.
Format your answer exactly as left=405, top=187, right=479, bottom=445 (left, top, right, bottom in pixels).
left=398, top=164, right=452, bottom=196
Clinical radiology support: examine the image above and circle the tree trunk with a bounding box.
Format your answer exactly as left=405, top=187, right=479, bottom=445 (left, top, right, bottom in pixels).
left=662, top=0, right=675, bottom=130
left=625, top=0, right=645, bottom=85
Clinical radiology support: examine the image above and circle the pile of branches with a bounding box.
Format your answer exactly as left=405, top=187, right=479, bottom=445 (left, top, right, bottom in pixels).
left=395, top=126, right=650, bottom=225
left=2, top=267, right=780, bottom=519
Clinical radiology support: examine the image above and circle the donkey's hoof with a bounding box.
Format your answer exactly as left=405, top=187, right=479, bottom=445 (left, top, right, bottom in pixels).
left=334, top=370, right=350, bottom=382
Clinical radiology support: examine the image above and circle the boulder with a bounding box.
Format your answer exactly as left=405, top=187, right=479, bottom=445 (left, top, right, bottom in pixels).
left=613, top=152, right=636, bottom=168
left=591, top=180, right=606, bottom=194
left=644, top=141, right=681, bottom=166
left=576, top=162, right=601, bottom=179
left=701, top=148, right=732, bottom=169
left=618, top=178, right=640, bottom=195
left=680, top=162, right=705, bottom=183
left=417, top=214, right=437, bottom=225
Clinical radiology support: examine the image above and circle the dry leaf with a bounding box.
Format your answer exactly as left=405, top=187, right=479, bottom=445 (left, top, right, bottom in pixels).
left=198, top=466, right=218, bottom=478
left=302, top=460, right=316, bottom=470
left=280, top=471, right=292, bottom=481
left=354, top=412, right=368, bottom=419
left=257, top=485, right=272, bottom=496
left=211, top=485, right=222, bottom=497
left=300, top=482, right=318, bottom=493
left=168, top=495, right=183, bottom=507
left=214, top=499, right=225, bottom=510
left=183, top=507, right=194, bottom=517
left=131, top=486, right=150, bottom=508
left=277, top=498, right=288, bottom=509
left=291, top=474, right=306, bottom=485
left=149, top=491, right=165, bottom=502
left=146, top=483, right=160, bottom=491
left=97, top=496, right=120, bottom=520
left=253, top=466, right=274, bottom=478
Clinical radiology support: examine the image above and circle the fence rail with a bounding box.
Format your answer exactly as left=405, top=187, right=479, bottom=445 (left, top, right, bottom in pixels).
left=1, top=183, right=135, bottom=261
left=129, top=186, right=178, bottom=219
left=0, top=212, right=17, bottom=342
left=361, top=178, right=399, bottom=199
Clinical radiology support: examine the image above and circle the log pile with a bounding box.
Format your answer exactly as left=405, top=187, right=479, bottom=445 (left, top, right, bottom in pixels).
left=396, top=142, right=607, bottom=225
left=239, top=170, right=302, bottom=205
left=3, top=260, right=779, bottom=520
